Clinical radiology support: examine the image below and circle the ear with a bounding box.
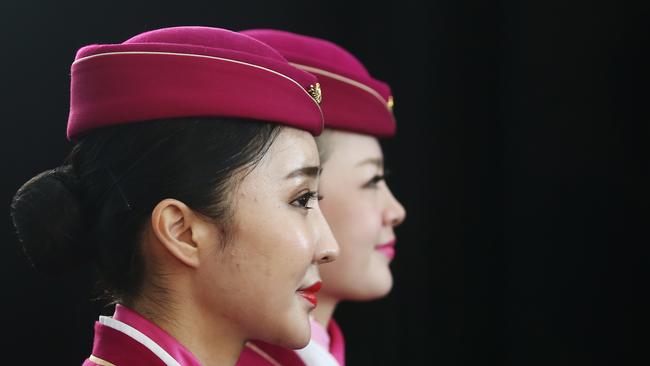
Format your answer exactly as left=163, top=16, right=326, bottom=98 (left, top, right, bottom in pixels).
left=150, top=199, right=218, bottom=268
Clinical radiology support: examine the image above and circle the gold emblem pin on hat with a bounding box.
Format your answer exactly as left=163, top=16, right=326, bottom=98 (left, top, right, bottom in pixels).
left=308, top=83, right=322, bottom=104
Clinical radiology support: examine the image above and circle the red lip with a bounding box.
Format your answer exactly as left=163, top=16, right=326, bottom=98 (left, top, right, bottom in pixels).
left=375, top=239, right=396, bottom=260
left=297, top=281, right=322, bottom=307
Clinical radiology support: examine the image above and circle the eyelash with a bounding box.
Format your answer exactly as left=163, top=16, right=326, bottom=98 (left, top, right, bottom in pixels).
left=291, top=191, right=323, bottom=210
left=364, top=169, right=390, bottom=188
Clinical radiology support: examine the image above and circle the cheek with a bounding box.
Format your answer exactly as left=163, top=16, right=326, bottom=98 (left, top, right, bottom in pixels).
left=320, top=192, right=383, bottom=286
left=201, top=217, right=316, bottom=336
left=321, top=192, right=382, bottom=251
left=232, top=215, right=315, bottom=293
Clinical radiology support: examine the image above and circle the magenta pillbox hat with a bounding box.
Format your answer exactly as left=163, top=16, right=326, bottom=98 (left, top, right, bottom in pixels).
left=241, top=29, right=395, bottom=137
left=67, top=26, right=324, bottom=140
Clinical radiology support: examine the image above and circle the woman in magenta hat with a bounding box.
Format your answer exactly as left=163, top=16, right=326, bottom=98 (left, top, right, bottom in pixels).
left=10, top=26, right=339, bottom=366
left=237, top=30, right=407, bottom=366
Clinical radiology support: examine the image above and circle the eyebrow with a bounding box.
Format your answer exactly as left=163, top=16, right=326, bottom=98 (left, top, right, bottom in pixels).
left=355, top=157, right=384, bottom=168
left=285, top=166, right=323, bottom=179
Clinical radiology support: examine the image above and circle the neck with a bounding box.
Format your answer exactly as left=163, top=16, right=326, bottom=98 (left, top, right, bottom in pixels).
left=312, top=293, right=339, bottom=327
left=132, top=295, right=244, bottom=366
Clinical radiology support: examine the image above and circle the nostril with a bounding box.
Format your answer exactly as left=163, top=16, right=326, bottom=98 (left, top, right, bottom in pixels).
left=319, top=254, right=336, bottom=264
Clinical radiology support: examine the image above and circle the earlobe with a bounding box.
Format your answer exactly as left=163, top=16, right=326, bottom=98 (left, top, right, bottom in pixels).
left=151, top=199, right=201, bottom=268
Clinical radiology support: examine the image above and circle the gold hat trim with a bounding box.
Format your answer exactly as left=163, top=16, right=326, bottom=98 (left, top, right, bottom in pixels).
left=292, top=63, right=394, bottom=112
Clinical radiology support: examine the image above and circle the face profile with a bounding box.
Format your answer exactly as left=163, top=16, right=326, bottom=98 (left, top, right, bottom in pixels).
left=179, top=127, right=338, bottom=349
left=317, top=131, right=406, bottom=302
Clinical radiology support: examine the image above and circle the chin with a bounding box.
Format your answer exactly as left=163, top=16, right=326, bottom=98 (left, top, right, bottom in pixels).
left=348, top=273, right=394, bottom=302
left=274, top=327, right=310, bottom=349
left=376, top=279, right=394, bottom=298
left=284, top=333, right=311, bottom=349
left=267, top=309, right=311, bottom=349
left=371, top=265, right=395, bottom=298
left=370, top=277, right=394, bottom=299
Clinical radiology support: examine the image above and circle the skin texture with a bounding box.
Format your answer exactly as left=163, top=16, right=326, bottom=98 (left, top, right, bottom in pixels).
left=134, top=127, right=339, bottom=366
left=313, top=130, right=406, bottom=326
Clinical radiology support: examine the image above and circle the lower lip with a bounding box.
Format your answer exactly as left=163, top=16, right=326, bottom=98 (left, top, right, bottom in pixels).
left=375, top=241, right=396, bottom=260
left=299, top=292, right=318, bottom=307
left=297, top=281, right=322, bottom=307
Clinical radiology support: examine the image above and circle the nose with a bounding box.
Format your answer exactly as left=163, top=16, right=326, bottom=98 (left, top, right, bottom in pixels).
left=313, top=207, right=339, bottom=264
left=382, top=186, right=406, bottom=228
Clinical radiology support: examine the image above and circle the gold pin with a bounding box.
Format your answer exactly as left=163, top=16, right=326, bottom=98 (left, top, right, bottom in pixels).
left=308, top=83, right=322, bottom=104
left=387, top=96, right=394, bottom=110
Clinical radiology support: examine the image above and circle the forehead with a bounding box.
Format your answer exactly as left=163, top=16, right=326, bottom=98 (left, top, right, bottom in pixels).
left=322, top=130, right=383, bottom=164
left=248, top=127, right=320, bottom=180
left=269, top=127, right=319, bottom=164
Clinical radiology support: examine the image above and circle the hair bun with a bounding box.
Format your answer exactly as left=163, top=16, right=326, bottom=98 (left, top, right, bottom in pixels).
left=10, top=165, right=91, bottom=275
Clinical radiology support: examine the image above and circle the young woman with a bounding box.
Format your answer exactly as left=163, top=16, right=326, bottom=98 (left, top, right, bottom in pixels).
left=10, top=26, right=339, bottom=366
left=237, top=30, right=407, bottom=366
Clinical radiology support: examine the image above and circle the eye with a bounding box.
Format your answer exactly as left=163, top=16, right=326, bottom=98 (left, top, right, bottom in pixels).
left=291, top=191, right=322, bottom=210
left=363, top=174, right=387, bottom=189
left=363, top=169, right=390, bottom=189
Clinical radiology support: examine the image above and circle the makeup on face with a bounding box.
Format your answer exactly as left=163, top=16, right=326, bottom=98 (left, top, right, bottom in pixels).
left=297, top=281, right=322, bottom=307
left=375, top=239, right=396, bottom=261
left=287, top=166, right=323, bottom=211
left=315, top=131, right=405, bottom=302
left=207, top=128, right=331, bottom=348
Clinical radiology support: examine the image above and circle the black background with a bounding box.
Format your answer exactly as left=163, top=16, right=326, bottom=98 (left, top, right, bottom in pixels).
left=1, top=1, right=647, bottom=365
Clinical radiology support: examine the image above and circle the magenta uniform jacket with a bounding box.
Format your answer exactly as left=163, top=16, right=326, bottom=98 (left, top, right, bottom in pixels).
left=82, top=304, right=202, bottom=366
left=236, top=319, right=345, bottom=366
